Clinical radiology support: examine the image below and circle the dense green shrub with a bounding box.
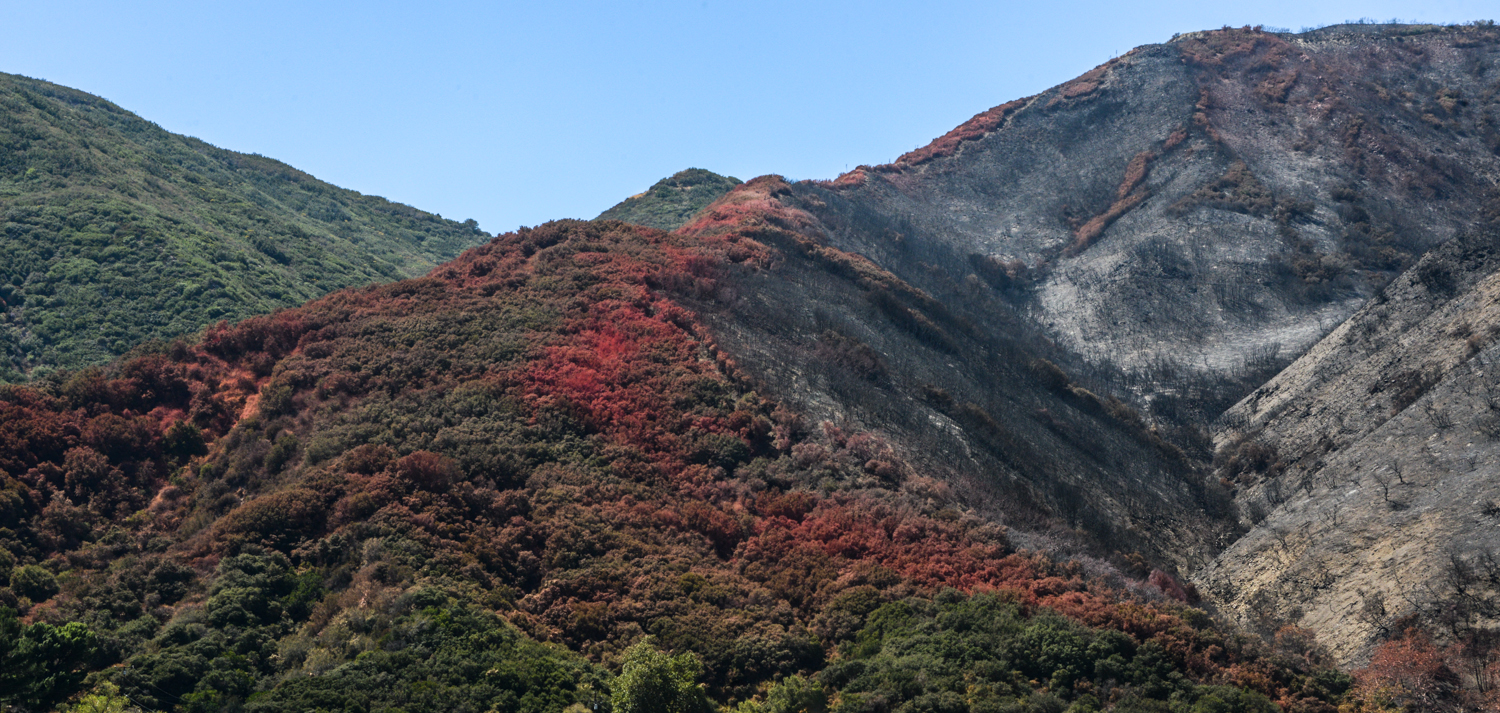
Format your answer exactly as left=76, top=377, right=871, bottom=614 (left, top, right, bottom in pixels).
left=8, top=563, right=58, bottom=601
left=612, top=638, right=714, bottom=713
left=596, top=169, right=743, bottom=231
left=0, top=606, right=100, bottom=711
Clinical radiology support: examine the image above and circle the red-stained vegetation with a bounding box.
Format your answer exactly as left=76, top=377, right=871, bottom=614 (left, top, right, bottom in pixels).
left=0, top=219, right=1361, bottom=711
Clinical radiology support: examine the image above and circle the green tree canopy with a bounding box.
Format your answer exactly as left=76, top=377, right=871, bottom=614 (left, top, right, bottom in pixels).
left=612, top=638, right=714, bottom=713
left=0, top=606, right=100, bottom=711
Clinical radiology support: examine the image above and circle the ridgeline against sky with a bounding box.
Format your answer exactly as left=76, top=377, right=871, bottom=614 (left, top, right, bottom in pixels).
left=2, top=2, right=1496, bottom=233
left=5, top=20, right=1500, bottom=713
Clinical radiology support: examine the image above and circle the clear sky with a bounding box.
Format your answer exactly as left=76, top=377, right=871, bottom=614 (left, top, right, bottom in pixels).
left=2, top=1, right=1495, bottom=235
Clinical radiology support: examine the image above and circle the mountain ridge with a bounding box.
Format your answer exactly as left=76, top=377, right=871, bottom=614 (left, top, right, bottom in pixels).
left=0, top=71, right=489, bottom=382
left=6, top=21, right=1500, bottom=712
left=669, top=20, right=1500, bottom=674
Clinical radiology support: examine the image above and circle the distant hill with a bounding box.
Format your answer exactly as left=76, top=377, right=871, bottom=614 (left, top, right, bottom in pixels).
left=595, top=168, right=740, bottom=230
left=0, top=72, right=489, bottom=381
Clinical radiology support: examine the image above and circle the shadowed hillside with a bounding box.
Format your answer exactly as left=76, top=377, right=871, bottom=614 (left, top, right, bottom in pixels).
left=677, top=177, right=1240, bottom=574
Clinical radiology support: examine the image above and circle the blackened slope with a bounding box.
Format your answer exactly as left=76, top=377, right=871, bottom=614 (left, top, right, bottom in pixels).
left=596, top=168, right=742, bottom=230
left=781, top=25, right=1500, bottom=429
left=679, top=177, right=1239, bottom=573
left=0, top=72, right=488, bottom=380
left=1199, top=214, right=1500, bottom=664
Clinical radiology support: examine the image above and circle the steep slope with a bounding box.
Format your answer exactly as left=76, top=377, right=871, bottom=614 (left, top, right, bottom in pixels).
left=0, top=221, right=1347, bottom=712
left=678, top=177, right=1239, bottom=573
left=656, top=22, right=1500, bottom=576
left=596, top=168, right=741, bottom=231
left=9, top=20, right=1500, bottom=711
left=1197, top=212, right=1500, bottom=665
left=661, top=22, right=1500, bottom=679
left=732, top=23, right=1500, bottom=429
left=0, top=72, right=489, bottom=381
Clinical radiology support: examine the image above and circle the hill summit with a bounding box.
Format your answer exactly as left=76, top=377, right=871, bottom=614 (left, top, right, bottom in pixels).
left=0, top=72, right=489, bottom=381
left=596, top=168, right=741, bottom=231
left=666, top=20, right=1500, bottom=677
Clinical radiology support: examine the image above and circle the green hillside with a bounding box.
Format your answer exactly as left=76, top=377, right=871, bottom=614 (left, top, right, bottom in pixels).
left=0, top=72, right=488, bottom=381
left=595, top=168, right=741, bottom=231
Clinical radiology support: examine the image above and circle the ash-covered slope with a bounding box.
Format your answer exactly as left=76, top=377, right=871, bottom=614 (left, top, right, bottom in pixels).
left=1197, top=214, right=1500, bottom=664
left=0, top=72, right=489, bottom=380
left=669, top=22, right=1500, bottom=568
left=678, top=177, right=1238, bottom=572
left=756, top=23, right=1500, bottom=427
left=669, top=23, right=1500, bottom=672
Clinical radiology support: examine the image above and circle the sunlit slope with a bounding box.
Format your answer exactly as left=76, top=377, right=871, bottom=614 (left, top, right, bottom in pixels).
left=0, top=72, right=488, bottom=380
left=760, top=24, right=1500, bottom=430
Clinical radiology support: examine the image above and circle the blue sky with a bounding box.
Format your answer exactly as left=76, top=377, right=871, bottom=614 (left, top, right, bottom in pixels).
left=2, top=1, right=1495, bottom=234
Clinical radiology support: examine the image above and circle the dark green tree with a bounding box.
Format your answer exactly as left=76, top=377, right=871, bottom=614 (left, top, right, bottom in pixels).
left=0, top=607, right=100, bottom=711
left=612, top=638, right=714, bottom=713
left=8, top=564, right=58, bottom=602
